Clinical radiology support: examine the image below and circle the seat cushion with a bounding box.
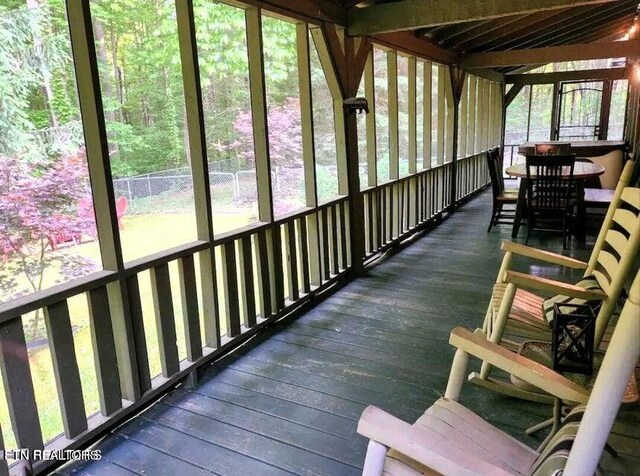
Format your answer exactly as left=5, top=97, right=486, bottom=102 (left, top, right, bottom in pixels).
left=584, top=188, right=614, bottom=206
left=542, top=275, right=603, bottom=324
left=513, top=341, right=638, bottom=402
left=497, top=191, right=519, bottom=202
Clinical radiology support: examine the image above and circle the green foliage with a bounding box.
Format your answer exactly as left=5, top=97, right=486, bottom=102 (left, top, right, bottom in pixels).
left=0, top=1, right=77, bottom=159
left=50, top=73, right=78, bottom=123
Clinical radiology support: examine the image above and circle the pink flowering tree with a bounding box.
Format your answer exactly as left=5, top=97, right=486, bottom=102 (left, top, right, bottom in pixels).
left=233, top=96, right=303, bottom=168
left=233, top=97, right=304, bottom=214
left=0, top=152, right=98, bottom=339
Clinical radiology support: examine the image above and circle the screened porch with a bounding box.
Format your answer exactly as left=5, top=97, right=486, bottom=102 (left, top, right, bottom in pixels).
left=0, top=0, right=639, bottom=475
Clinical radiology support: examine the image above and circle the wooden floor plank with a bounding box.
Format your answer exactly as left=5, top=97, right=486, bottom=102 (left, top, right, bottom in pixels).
left=57, top=457, right=137, bottom=476
left=63, top=434, right=213, bottom=476
left=229, top=339, right=445, bottom=404
left=211, top=355, right=425, bottom=421
left=117, top=414, right=292, bottom=476
left=182, top=382, right=357, bottom=440
left=137, top=402, right=360, bottom=476
left=207, top=364, right=367, bottom=421
left=161, top=389, right=366, bottom=464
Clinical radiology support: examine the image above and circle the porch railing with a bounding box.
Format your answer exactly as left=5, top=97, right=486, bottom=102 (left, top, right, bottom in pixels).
left=0, top=152, right=489, bottom=475
left=0, top=196, right=350, bottom=475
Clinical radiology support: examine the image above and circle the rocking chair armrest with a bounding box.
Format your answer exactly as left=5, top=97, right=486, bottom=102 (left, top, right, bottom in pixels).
left=449, top=327, right=590, bottom=404
left=501, top=241, right=588, bottom=269
left=505, top=271, right=607, bottom=301
left=357, top=405, right=513, bottom=476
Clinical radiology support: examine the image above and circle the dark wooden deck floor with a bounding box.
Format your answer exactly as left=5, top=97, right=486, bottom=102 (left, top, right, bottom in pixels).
left=59, top=191, right=640, bottom=476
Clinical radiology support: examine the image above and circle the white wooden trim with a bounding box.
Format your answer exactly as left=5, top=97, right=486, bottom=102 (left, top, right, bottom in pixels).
left=459, top=77, right=468, bottom=158
left=437, top=64, right=445, bottom=165
left=423, top=60, right=432, bottom=169
left=388, top=50, right=399, bottom=180
left=365, top=50, right=378, bottom=187
left=296, top=23, right=318, bottom=208
left=408, top=56, right=417, bottom=174
left=467, top=75, right=477, bottom=156
left=246, top=7, right=274, bottom=223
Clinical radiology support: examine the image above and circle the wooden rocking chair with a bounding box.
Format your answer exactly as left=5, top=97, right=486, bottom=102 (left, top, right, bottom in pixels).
left=357, top=278, right=640, bottom=475
left=472, top=160, right=639, bottom=402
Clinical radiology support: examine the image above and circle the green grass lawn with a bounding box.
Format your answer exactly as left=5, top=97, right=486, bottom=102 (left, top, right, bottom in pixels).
left=0, top=209, right=257, bottom=451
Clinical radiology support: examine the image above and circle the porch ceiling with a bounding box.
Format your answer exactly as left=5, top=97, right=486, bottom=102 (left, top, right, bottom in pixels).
left=345, top=0, right=639, bottom=73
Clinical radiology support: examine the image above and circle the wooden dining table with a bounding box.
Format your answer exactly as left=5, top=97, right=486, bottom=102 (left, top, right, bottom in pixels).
left=506, top=161, right=605, bottom=243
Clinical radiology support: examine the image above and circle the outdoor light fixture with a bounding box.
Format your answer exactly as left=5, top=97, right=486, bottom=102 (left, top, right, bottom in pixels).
left=551, top=302, right=597, bottom=375
left=344, top=97, right=369, bottom=114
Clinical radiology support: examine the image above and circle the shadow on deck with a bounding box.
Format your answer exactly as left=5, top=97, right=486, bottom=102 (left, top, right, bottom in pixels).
left=59, top=191, right=639, bottom=476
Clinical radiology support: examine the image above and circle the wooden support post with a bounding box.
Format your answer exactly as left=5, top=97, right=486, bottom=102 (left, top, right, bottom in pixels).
left=599, top=79, right=612, bottom=140
left=296, top=22, right=318, bottom=208
left=246, top=7, right=274, bottom=224
left=175, top=0, right=220, bottom=349
left=66, top=0, right=141, bottom=401
left=445, top=67, right=455, bottom=163
left=364, top=50, right=378, bottom=187
left=317, top=24, right=370, bottom=276
left=448, top=65, right=465, bottom=210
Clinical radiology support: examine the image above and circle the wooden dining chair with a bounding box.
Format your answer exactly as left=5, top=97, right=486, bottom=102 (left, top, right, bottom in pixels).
left=487, top=148, right=519, bottom=232
left=535, top=143, right=572, bottom=156
left=525, top=154, right=576, bottom=249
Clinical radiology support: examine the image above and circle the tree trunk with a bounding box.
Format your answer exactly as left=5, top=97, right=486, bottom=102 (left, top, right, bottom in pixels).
left=26, top=0, right=58, bottom=128
left=109, top=24, right=124, bottom=123
left=91, top=9, right=115, bottom=123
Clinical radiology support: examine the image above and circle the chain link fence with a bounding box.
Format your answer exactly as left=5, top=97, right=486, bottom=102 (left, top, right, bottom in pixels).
left=112, top=161, right=345, bottom=215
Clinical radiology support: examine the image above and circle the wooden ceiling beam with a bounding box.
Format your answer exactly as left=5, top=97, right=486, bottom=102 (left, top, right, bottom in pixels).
left=512, top=13, right=635, bottom=59
left=506, top=67, right=627, bottom=84
left=372, top=31, right=459, bottom=64
left=457, top=10, right=564, bottom=51
left=570, top=17, right=635, bottom=44
left=436, top=19, right=495, bottom=45
left=446, top=14, right=547, bottom=50
left=462, top=39, right=640, bottom=68
left=462, top=5, right=602, bottom=52
left=466, top=68, right=505, bottom=82
left=440, top=16, right=535, bottom=50
left=347, top=0, right=619, bottom=36
left=226, top=0, right=347, bottom=25
left=504, top=3, right=636, bottom=50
